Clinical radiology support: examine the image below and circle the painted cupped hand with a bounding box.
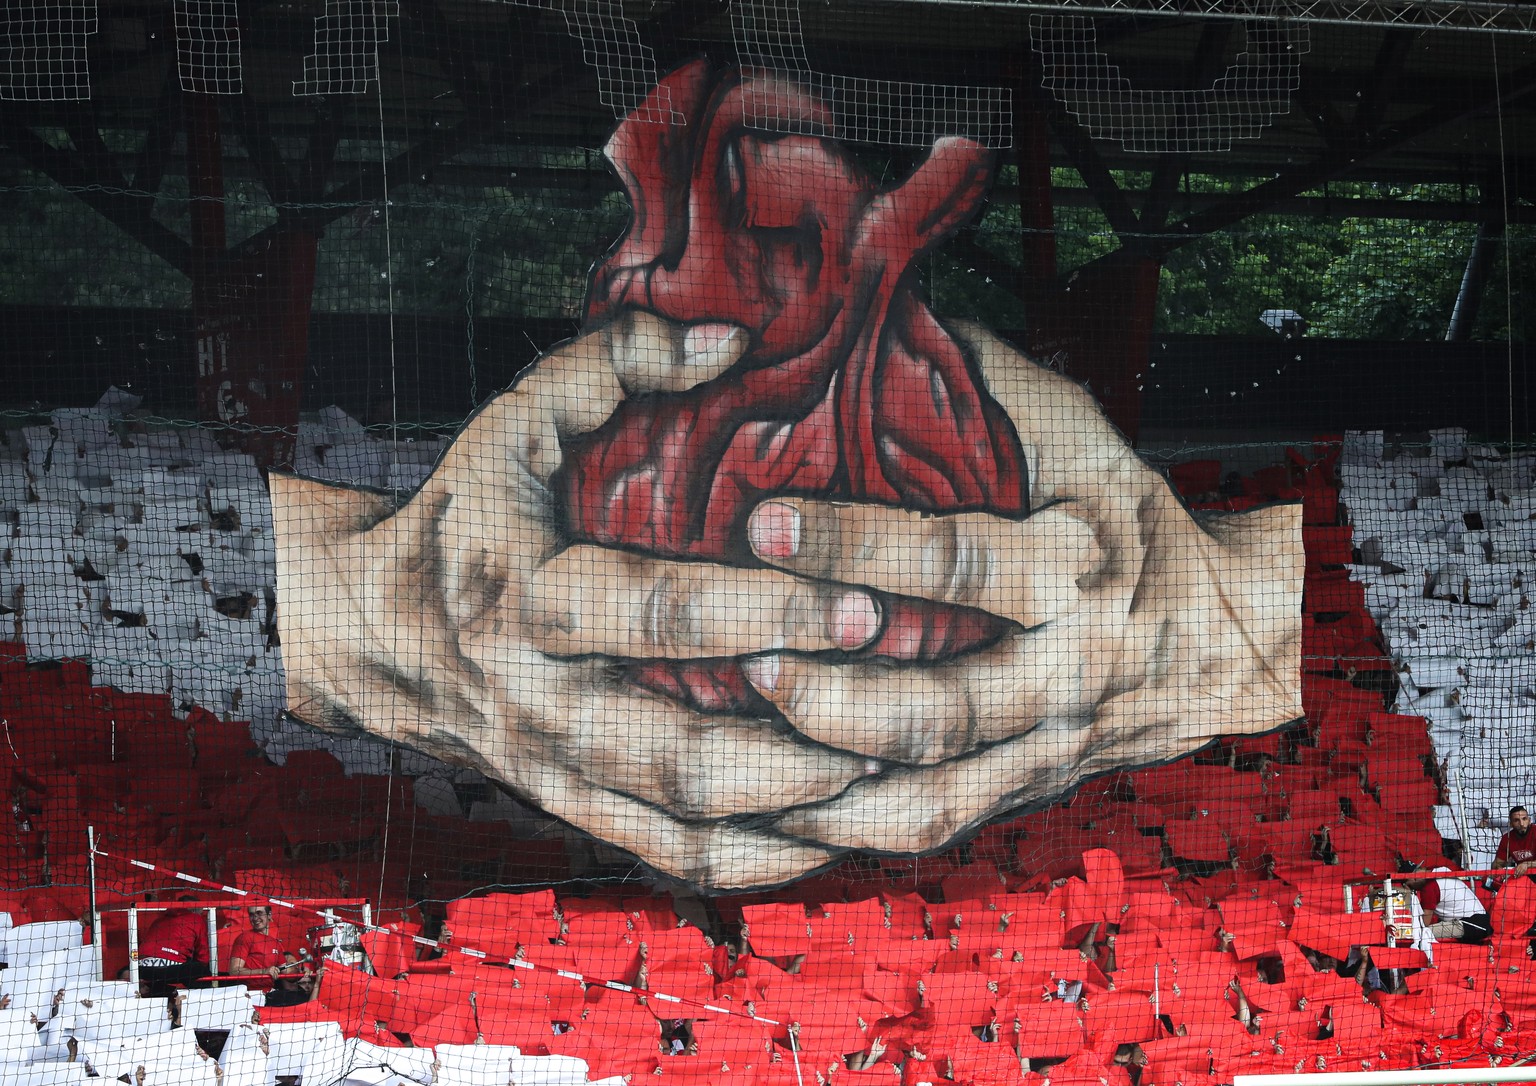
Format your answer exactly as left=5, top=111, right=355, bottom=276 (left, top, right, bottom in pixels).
left=274, top=312, right=893, bottom=888
left=736, top=321, right=1303, bottom=854
left=271, top=313, right=1301, bottom=887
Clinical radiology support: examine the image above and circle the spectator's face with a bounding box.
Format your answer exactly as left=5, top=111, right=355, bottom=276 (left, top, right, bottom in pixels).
left=1514, top=809, right=1531, bottom=833
left=248, top=908, right=271, bottom=933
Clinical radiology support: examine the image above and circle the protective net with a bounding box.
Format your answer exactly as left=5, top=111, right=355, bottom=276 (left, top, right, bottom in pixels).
left=733, top=0, right=1014, bottom=147
left=2, top=2, right=1536, bottom=1085
left=1029, top=16, right=1309, bottom=154
left=293, top=0, right=400, bottom=97
left=0, top=0, right=98, bottom=102
left=175, top=0, right=243, bottom=96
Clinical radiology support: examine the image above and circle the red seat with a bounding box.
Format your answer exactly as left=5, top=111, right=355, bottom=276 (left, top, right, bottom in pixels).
left=1217, top=898, right=1285, bottom=960
left=257, top=1001, right=343, bottom=1025
left=880, top=893, right=929, bottom=941
left=1083, top=989, right=1158, bottom=1048
left=1164, top=819, right=1229, bottom=863
left=654, top=1054, right=760, bottom=1084
left=1366, top=945, right=1429, bottom=970
left=1325, top=999, right=1386, bottom=1055
left=1169, top=460, right=1222, bottom=499
left=1305, top=570, right=1365, bottom=613
left=690, top=1013, right=776, bottom=1067
left=445, top=890, right=559, bottom=959
left=1302, top=482, right=1339, bottom=526
left=566, top=932, right=643, bottom=980
left=1040, top=1051, right=1134, bottom=1086
left=1002, top=998, right=1084, bottom=1058
left=867, top=940, right=949, bottom=975
left=1303, top=526, right=1353, bottom=566
left=1288, top=907, right=1385, bottom=960
left=769, top=998, right=869, bottom=1060
left=810, top=899, right=888, bottom=951
left=360, top=927, right=417, bottom=981
left=743, top=903, right=812, bottom=958
left=1492, top=876, right=1536, bottom=938
left=547, top=992, right=664, bottom=1077
left=1326, top=822, right=1398, bottom=876
left=930, top=1029, right=1027, bottom=1085
left=314, top=962, right=393, bottom=1034
left=1389, top=828, right=1446, bottom=870
left=919, top=972, right=1000, bottom=1028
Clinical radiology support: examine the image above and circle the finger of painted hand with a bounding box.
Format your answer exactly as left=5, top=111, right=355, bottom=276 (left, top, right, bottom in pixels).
left=513, top=758, right=837, bottom=889
left=747, top=499, right=1100, bottom=627
left=526, top=546, right=881, bottom=658
left=603, top=310, right=747, bottom=394
left=776, top=668, right=1288, bottom=854
left=535, top=310, right=745, bottom=430
left=742, top=655, right=983, bottom=764
left=776, top=724, right=1082, bottom=853
left=555, top=685, right=877, bottom=820
left=453, top=312, right=746, bottom=487
left=745, top=636, right=1054, bottom=761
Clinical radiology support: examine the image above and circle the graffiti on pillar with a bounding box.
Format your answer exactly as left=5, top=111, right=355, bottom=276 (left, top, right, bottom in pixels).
left=270, top=60, right=1303, bottom=889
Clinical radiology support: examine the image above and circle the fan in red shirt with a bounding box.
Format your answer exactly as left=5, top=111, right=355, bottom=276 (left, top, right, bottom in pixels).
left=227, top=904, right=314, bottom=1006
left=137, top=895, right=210, bottom=997
left=1495, top=806, right=1536, bottom=876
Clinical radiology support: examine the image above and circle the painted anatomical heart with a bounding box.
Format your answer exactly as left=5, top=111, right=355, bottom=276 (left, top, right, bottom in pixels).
left=563, top=62, right=1026, bottom=714
left=271, top=61, right=1303, bottom=888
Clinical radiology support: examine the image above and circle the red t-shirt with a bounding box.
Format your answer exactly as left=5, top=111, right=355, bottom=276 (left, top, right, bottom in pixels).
left=141, top=910, right=209, bottom=964
left=1496, top=828, right=1536, bottom=868
left=229, top=930, right=287, bottom=972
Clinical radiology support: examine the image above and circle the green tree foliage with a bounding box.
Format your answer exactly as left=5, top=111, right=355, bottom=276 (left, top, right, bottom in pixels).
left=924, top=171, right=1529, bottom=343
left=4, top=142, right=1531, bottom=344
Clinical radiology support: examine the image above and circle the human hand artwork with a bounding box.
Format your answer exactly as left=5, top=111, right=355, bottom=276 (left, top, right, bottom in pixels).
left=732, top=320, right=1303, bottom=853
left=271, top=310, right=1300, bottom=887
left=271, top=59, right=1302, bottom=889
left=273, top=312, right=898, bottom=888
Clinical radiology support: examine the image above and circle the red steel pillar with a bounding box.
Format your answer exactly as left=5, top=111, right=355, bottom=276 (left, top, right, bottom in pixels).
left=187, top=95, right=317, bottom=469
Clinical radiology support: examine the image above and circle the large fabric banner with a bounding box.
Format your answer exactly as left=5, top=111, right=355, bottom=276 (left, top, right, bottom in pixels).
left=272, top=61, right=1302, bottom=888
